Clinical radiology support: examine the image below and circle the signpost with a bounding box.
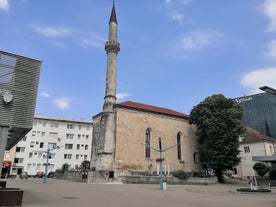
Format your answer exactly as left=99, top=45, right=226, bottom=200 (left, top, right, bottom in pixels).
left=144, top=137, right=178, bottom=190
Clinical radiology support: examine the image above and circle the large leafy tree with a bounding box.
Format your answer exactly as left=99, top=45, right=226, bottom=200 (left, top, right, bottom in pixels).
left=189, top=94, right=245, bottom=182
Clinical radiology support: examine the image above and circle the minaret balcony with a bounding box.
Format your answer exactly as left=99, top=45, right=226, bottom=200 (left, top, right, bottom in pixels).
left=105, top=41, right=120, bottom=54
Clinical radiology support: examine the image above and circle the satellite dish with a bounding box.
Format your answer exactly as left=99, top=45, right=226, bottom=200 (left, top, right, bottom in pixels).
left=3, top=91, right=13, bottom=104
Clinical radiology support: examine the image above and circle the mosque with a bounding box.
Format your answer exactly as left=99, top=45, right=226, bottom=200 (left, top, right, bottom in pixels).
left=90, top=3, right=200, bottom=180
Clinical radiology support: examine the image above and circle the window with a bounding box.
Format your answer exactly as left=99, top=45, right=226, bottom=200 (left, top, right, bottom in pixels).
left=32, top=131, right=36, bottom=136
left=48, top=143, right=57, bottom=149
left=27, top=164, right=31, bottom=170
left=86, top=135, right=89, bottom=139
left=49, top=153, right=55, bottom=159
left=65, top=144, right=73, bottom=149
left=50, top=122, right=59, bottom=128
left=29, top=153, right=33, bottom=158
left=84, top=155, right=88, bottom=159
left=16, top=147, right=20, bottom=152
left=40, top=142, right=44, bottom=148
left=67, top=124, right=74, bottom=129
left=64, top=154, right=72, bottom=159
left=177, top=132, right=182, bottom=160
left=14, top=158, right=23, bottom=164
left=145, top=128, right=151, bottom=158
left=5, top=152, right=10, bottom=158
left=66, top=134, right=74, bottom=139
left=79, top=125, right=82, bottom=130
left=269, top=145, right=274, bottom=154
left=78, top=134, right=81, bottom=139
left=85, top=145, right=88, bottom=150
left=22, top=136, right=27, bottom=141
left=41, top=132, right=45, bottom=136
left=30, top=141, right=34, bottom=148
left=244, top=146, right=250, bottom=153
left=49, top=132, right=58, bottom=138
left=76, top=154, right=79, bottom=159
left=76, top=144, right=80, bottom=150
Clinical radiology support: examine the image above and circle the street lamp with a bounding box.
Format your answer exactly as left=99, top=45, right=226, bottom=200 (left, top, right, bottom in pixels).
left=34, top=146, right=61, bottom=184
left=144, top=138, right=178, bottom=190
left=43, top=146, right=62, bottom=184
left=259, top=86, right=276, bottom=95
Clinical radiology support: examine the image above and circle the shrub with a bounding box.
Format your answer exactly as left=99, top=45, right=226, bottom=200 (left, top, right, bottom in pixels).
left=269, top=170, right=276, bottom=179
left=171, top=170, right=189, bottom=180
left=253, top=162, right=271, bottom=177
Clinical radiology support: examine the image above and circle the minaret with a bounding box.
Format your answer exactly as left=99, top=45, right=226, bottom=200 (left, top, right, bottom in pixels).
left=91, top=2, right=120, bottom=174
left=103, top=2, right=120, bottom=112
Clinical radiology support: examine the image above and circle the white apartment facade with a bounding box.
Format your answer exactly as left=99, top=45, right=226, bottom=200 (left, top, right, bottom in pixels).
left=10, top=115, right=93, bottom=176
left=235, top=127, right=275, bottom=179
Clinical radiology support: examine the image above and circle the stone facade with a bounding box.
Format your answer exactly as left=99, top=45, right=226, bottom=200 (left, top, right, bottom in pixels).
left=113, top=105, right=201, bottom=177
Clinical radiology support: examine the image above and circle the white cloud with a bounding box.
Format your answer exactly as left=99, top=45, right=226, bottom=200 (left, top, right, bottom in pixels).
left=53, top=98, right=71, bottom=110
left=33, top=25, right=72, bottom=38
left=170, top=30, right=223, bottom=51
left=81, top=39, right=103, bottom=48
left=164, top=0, right=192, bottom=5
left=81, top=32, right=105, bottom=48
left=164, top=0, right=172, bottom=4
left=168, top=10, right=185, bottom=24
left=261, top=0, right=276, bottom=32
left=0, top=0, right=9, bottom=12
left=41, top=92, right=51, bottom=98
left=117, top=93, right=131, bottom=100
left=241, top=68, right=276, bottom=93
left=264, top=40, right=276, bottom=60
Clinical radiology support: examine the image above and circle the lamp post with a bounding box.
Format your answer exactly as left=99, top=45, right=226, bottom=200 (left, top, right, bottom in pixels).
left=43, top=146, right=62, bottom=184
left=34, top=146, right=61, bottom=184
left=144, top=138, right=178, bottom=190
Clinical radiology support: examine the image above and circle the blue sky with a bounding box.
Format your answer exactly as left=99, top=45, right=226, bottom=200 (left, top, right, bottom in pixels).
left=1, top=0, right=276, bottom=120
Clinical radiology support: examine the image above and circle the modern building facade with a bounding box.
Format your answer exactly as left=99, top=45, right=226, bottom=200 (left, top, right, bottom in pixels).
left=236, top=93, right=276, bottom=139
left=0, top=51, right=41, bottom=175
left=4, top=115, right=93, bottom=177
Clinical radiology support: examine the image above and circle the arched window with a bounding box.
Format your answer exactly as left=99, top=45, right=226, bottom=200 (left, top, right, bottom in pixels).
left=177, top=132, right=181, bottom=160
left=145, top=128, right=151, bottom=158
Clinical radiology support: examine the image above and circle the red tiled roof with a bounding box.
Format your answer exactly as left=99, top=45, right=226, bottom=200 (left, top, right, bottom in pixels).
left=116, top=101, right=189, bottom=119
left=242, top=127, right=275, bottom=144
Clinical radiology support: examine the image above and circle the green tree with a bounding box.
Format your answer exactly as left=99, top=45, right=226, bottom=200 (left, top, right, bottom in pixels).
left=189, top=94, right=245, bottom=183
left=81, top=160, right=91, bottom=170
left=253, top=162, right=271, bottom=177
left=61, top=163, right=70, bottom=174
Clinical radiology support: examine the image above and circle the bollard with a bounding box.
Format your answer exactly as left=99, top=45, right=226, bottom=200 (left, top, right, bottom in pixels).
left=163, top=181, right=167, bottom=190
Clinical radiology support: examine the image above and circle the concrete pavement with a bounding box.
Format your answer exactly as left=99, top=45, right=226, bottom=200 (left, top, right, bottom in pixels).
left=3, top=178, right=276, bottom=207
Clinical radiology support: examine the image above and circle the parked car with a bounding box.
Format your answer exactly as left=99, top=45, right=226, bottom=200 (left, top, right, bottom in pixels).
left=47, top=172, right=55, bottom=178
left=35, top=171, right=44, bottom=178
left=19, top=172, right=28, bottom=180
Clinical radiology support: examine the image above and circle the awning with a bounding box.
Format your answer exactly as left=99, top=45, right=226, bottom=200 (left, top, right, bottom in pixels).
left=252, top=155, right=276, bottom=162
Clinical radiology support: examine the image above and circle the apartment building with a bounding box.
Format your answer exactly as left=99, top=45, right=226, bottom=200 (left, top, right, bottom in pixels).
left=7, top=115, right=93, bottom=176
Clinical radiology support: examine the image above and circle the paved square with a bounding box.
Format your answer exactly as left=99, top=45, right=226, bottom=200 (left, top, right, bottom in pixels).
left=4, top=178, right=276, bottom=207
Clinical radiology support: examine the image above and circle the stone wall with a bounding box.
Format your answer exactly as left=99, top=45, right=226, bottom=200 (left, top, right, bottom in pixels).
left=114, top=107, right=201, bottom=173
left=120, top=175, right=217, bottom=185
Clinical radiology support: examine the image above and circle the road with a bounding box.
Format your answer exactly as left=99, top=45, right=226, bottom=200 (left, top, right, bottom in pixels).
left=3, top=178, right=276, bottom=207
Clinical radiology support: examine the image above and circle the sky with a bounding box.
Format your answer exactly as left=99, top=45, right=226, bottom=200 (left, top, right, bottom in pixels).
left=1, top=0, right=276, bottom=120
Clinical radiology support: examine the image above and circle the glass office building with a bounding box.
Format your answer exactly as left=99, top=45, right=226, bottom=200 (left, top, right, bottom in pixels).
left=235, top=93, right=276, bottom=139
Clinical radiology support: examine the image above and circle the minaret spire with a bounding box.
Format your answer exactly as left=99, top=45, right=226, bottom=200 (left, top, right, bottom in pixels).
left=103, top=3, right=120, bottom=112
left=110, top=0, right=117, bottom=24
